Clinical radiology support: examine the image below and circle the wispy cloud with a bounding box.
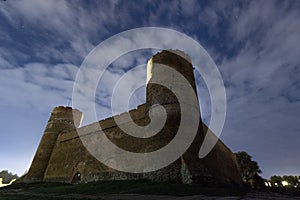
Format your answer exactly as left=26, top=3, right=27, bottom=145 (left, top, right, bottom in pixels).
left=0, top=1, right=123, bottom=64
left=0, top=0, right=299, bottom=178
left=210, top=0, right=300, bottom=177
left=0, top=63, right=78, bottom=113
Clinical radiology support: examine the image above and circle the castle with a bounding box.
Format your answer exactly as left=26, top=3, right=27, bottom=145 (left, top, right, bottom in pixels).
left=23, top=50, right=242, bottom=185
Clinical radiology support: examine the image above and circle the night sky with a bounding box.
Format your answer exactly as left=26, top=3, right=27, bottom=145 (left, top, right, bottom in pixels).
left=0, top=0, right=299, bottom=179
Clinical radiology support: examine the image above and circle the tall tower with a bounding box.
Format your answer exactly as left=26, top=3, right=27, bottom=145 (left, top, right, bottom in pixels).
left=24, top=106, right=82, bottom=182
left=145, top=50, right=205, bottom=183
left=146, top=49, right=198, bottom=110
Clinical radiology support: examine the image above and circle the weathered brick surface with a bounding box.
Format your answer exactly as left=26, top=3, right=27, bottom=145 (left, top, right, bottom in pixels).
left=24, top=50, right=242, bottom=186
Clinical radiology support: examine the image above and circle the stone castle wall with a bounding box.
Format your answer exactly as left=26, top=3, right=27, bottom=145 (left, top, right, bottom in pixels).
left=42, top=104, right=183, bottom=183
left=23, top=50, right=242, bottom=186
left=23, top=106, right=82, bottom=182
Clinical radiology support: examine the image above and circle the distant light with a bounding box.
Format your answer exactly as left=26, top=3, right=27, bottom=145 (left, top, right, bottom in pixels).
left=275, top=182, right=278, bottom=186
left=264, top=182, right=272, bottom=187
left=0, top=178, right=16, bottom=188
left=282, top=181, right=289, bottom=186
left=264, top=182, right=269, bottom=187
left=295, top=185, right=297, bottom=188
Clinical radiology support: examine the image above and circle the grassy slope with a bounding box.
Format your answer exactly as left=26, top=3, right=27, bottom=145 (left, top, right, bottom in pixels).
left=0, top=180, right=248, bottom=200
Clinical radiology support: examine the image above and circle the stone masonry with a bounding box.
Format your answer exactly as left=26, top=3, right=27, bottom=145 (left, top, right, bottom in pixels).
left=23, top=50, right=242, bottom=186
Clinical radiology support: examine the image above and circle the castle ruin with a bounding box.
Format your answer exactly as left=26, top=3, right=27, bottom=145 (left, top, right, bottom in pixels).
left=23, top=50, right=242, bottom=185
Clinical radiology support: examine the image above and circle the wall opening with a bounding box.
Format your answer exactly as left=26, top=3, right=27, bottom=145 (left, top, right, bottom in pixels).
left=72, top=172, right=81, bottom=183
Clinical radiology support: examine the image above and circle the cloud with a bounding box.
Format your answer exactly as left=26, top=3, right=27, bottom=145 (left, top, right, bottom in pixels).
left=212, top=0, right=300, bottom=178
left=0, top=1, right=123, bottom=65
left=0, top=0, right=299, bottom=178
left=0, top=55, right=13, bottom=69
left=0, top=62, right=79, bottom=113
left=221, top=0, right=300, bottom=107
left=73, top=49, right=150, bottom=124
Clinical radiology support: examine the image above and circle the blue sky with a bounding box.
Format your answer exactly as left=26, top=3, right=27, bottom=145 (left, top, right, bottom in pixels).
left=0, top=0, right=299, bottom=179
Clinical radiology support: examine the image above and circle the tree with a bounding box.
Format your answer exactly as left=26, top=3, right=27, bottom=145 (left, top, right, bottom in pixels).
left=235, top=151, right=262, bottom=187
left=0, top=170, right=19, bottom=184
left=270, top=175, right=282, bottom=187
left=270, top=175, right=300, bottom=188
left=283, top=175, right=298, bottom=187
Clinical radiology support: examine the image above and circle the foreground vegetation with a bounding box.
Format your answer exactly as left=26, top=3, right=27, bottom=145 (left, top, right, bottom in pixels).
left=1, top=151, right=298, bottom=199
left=0, top=180, right=249, bottom=199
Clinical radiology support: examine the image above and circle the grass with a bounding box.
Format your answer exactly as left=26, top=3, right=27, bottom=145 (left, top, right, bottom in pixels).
left=0, top=180, right=249, bottom=199
left=0, top=196, right=76, bottom=200
left=268, top=186, right=300, bottom=197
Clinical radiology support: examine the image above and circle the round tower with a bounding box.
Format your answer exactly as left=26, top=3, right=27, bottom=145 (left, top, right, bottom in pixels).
left=146, top=49, right=198, bottom=108
left=24, top=106, right=82, bottom=182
